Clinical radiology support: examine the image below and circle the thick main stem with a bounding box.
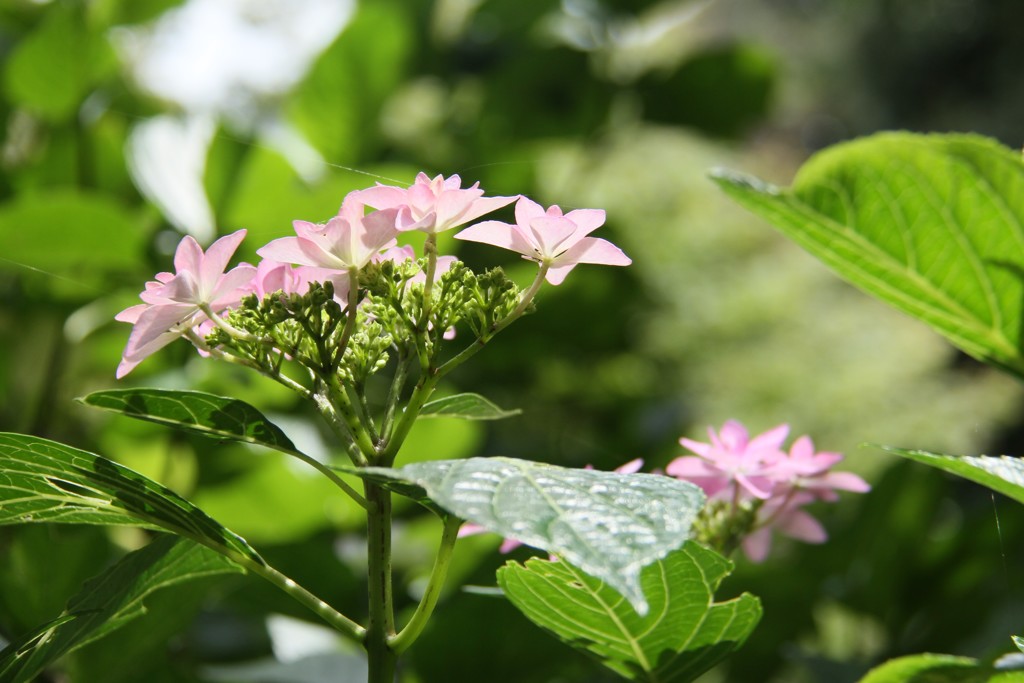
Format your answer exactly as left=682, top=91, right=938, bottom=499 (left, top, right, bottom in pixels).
left=365, top=481, right=396, bottom=682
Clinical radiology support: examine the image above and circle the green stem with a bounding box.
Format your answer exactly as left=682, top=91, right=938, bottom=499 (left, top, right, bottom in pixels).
left=379, top=348, right=411, bottom=444
left=333, top=268, right=362, bottom=365
left=278, top=444, right=368, bottom=509
left=232, top=553, right=366, bottom=644
left=379, top=373, right=441, bottom=465
left=389, top=515, right=461, bottom=654
left=418, top=234, right=439, bottom=334
left=327, top=374, right=378, bottom=460
left=365, top=481, right=397, bottom=682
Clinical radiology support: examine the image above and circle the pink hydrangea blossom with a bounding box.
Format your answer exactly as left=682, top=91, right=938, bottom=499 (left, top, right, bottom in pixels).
left=116, top=230, right=255, bottom=378
left=667, top=420, right=869, bottom=562
left=453, top=196, right=631, bottom=285
left=249, top=259, right=350, bottom=303
left=257, top=194, right=399, bottom=271
left=356, top=172, right=517, bottom=234
left=667, top=420, right=788, bottom=501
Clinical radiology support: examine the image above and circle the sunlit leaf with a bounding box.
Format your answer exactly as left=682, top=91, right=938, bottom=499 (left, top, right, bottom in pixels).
left=80, top=389, right=298, bottom=453
left=0, top=536, right=242, bottom=683
left=498, top=542, right=761, bottom=683
left=713, top=133, right=1024, bottom=378
left=351, top=457, right=706, bottom=614
left=0, top=432, right=263, bottom=566
left=858, top=653, right=1024, bottom=683
left=0, top=191, right=145, bottom=278
left=3, top=2, right=116, bottom=120
left=419, top=393, right=521, bottom=421
left=882, top=446, right=1024, bottom=505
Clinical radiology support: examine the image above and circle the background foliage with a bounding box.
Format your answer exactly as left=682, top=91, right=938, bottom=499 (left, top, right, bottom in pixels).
left=2, top=0, right=1024, bottom=681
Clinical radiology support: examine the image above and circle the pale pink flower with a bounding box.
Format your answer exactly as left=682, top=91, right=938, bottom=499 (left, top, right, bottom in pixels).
left=356, top=172, right=516, bottom=234
left=249, top=259, right=350, bottom=303
left=667, top=420, right=788, bottom=501
left=116, top=230, right=255, bottom=378
left=453, top=196, right=631, bottom=285
left=458, top=459, right=645, bottom=553
left=257, top=194, right=399, bottom=271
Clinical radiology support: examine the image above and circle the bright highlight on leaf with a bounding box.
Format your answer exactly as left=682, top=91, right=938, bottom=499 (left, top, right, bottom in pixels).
left=882, top=446, right=1024, bottom=506
left=80, top=388, right=297, bottom=451
left=351, top=457, right=706, bottom=614
left=498, top=542, right=761, bottom=683
left=712, top=133, right=1024, bottom=379
left=0, top=432, right=263, bottom=565
left=419, top=393, right=522, bottom=420
left=857, top=653, right=1024, bottom=683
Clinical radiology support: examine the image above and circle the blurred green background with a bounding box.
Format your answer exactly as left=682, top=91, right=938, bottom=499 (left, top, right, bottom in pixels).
left=3, top=0, right=1024, bottom=681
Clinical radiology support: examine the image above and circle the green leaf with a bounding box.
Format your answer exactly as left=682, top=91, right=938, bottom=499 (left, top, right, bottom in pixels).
left=0, top=190, right=145, bottom=277
left=0, top=536, right=242, bottom=683
left=881, top=446, right=1024, bottom=505
left=858, top=653, right=1024, bottom=683
left=712, top=132, right=1024, bottom=378
left=1015, top=635, right=1024, bottom=654
left=497, top=542, right=761, bottom=683
left=0, top=432, right=263, bottom=566
left=353, top=457, right=706, bottom=614
left=3, top=2, right=116, bottom=120
left=79, top=389, right=298, bottom=453
left=419, top=393, right=522, bottom=421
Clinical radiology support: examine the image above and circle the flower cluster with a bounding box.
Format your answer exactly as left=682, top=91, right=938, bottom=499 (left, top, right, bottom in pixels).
left=116, top=173, right=631, bottom=377
left=667, top=420, right=870, bottom=562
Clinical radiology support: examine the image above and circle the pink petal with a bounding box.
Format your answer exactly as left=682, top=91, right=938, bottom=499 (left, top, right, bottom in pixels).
left=554, top=237, right=631, bottom=267
left=209, top=264, right=257, bottom=309
left=748, top=423, right=790, bottom=452
left=742, top=528, right=772, bottom=563
left=446, top=194, right=517, bottom=230
left=544, top=263, right=577, bottom=286
left=514, top=196, right=547, bottom=226
left=355, top=184, right=408, bottom=210
left=254, top=235, right=319, bottom=266
left=678, top=437, right=713, bottom=458
left=528, top=216, right=579, bottom=257
left=718, top=421, right=750, bottom=451
left=562, top=208, right=606, bottom=236
left=115, top=304, right=149, bottom=324
left=454, top=220, right=534, bottom=256
left=199, top=229, right=247, bottom=292
left=615, top=458, right=644, bottom=474
left=816, top=471, right=871, bottom=493
left=498, top=538, right=523, bottom=554
left=778, top=509, right=827, bottom=543
left=173, top=235, right=203, bottom=276
left=121, top=302, right=200, bottom=372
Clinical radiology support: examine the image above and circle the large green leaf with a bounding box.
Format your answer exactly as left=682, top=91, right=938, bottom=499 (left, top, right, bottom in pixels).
left=0, top=432, right=262, bottom=566
left=80, top=389, right=298, bottom=452
left=353, top=457, right=706, bottom=614
left=0, top=536, right=242, bottom=683
left=497, top=542, right=761, bottom=683
left=882, top=446, right=1024, bottom=505
left=712, top=133, right=1024, bottom=377
left=419, top=393, right=522, bottom=420
left=858, top=653, right=1024, bottom=683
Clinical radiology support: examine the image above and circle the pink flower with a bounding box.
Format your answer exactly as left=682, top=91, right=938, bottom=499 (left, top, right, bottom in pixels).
left=769, top=435, right=870, bottom=502
left=116, top=230, right=255, bottom=378
left=453, top=196, right=631, bottom=285
left=667, top=420, right=870, bottom=563
left=257, top=194, right=399, bottom=271
left=356, top=172, right=517, bottom=234
left=666, top=420, right=788, bottom=501
left=458, top=459, right=645, bottom=553
left=742, top=492, right=827, bottom=563
left=249, top=259, right=350, bottom=303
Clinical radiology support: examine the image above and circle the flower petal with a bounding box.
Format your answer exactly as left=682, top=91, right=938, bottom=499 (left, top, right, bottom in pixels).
left=198, top=229, right=247, bottom=293
left=454, top=220, right=534, bottom=256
